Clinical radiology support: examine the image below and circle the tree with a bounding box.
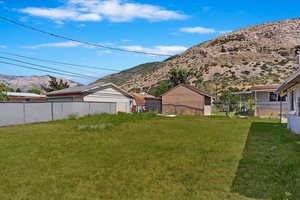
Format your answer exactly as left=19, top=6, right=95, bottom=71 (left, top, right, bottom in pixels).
left=0, top=92, right=8, bottom=101
left=0, top=83, right=12, bottom=102
left=15, top=88, right=22, bottom=92
left=212, top=73, right=223, bottom=96
left=168, top=68, right=192, bottom=87
left=41, top=77, right=70, bottom=92
left=149, top=80, right=171, bottom=96
left=192, top=75, right=204, bottom=89
left=244, top=98, right=257, bottom=115
left=213, top=89, right=240, bottom=117
left=0, top=83, right=14, bottom=92
left=27, top=88, right=42, bottom=94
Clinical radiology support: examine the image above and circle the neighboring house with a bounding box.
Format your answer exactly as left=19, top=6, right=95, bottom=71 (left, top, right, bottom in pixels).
left=277, top=70, right=300, bottom=134
left=251, top=85, right=288, bottom=118
left=161, top=84, right=212, bottom=115
left=132, top=93, right=161, bottom=113
left=2, top=92, right=46, bottom=102
left=232, top=85, right=288, bottom=118
left=46, top=83, right=133, bottom=113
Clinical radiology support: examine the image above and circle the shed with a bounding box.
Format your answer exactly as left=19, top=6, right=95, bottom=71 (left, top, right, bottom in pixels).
left=161, top=84, right=212, bottom=115
left=46, top=83, right=132, bottom=113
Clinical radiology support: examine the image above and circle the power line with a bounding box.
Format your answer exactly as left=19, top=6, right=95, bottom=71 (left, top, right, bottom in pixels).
left=0, top=61, right=94, bottom=79
left=0, top=15, right=173, bottom=57
left=0, top=51, right=122, bottom=72
left=0, top=51, right=158, bottom=75
left=0, top=56, right=98, bottom=80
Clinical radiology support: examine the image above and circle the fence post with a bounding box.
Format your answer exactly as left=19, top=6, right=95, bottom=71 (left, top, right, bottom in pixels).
left=23, top=103, right=26, bottom=124
left=51, top=102, right=54, bottom=121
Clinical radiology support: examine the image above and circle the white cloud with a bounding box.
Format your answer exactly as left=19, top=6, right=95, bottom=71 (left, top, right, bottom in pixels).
left=0, top=45, right=7, bottom=48
left=219, top=30, right=232, bottom=34
left=180, top=26, right=232, bottom=35
left=122, top=45, right=187, bottom=56
left=21, top=41, right=187, bottom=56
left=180, top=27, right=216, bottom=34
left=20, top=7, right=102, bottom=22
left=121, top=39, right=133, bottom=42
left=23, top=41, right=83, bottom=49
left=20, top=0, right=187, bottom=23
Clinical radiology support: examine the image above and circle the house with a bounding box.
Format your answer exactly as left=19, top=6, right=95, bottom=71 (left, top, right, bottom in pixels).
left=46, top=83, right=133, bottom=113
left=132, top=93, right=161, bottom=113
left=2, top=92, right=46, bottom=102
left=276, top=70, right=300, bottom=134
left=161, top=84, right=212, bottom=115
left=231, top=85, right=288, bottom=118
left=251, top=85, right=288, bottom=118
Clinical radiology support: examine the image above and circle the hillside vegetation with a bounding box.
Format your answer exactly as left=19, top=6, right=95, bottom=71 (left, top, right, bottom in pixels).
left=96, top=18, right=300, bottom=94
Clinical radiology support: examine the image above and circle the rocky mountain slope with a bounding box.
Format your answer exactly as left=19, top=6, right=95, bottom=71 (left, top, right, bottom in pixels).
left=97, top=18, right=300, bottom=93
left=0, top=74, right=80, bottom=91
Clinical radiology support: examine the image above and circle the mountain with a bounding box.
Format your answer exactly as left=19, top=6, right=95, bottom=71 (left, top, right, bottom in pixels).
left=0, top=74, right=80, bottom=91
left=96, top=18, right=300, bottom=94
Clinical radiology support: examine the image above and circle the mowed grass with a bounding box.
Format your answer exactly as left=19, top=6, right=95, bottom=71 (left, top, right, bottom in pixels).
left=0, top=114, right=300, bottom=200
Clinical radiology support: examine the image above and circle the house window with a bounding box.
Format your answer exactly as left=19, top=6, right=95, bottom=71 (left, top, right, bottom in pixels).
left=278, top=95, right=287, bottom=102
left=290, top=90, right=295, bottom=111
left=269, top=92, right=277, bottom=102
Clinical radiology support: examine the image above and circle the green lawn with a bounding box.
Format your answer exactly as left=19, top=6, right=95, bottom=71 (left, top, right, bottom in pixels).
left=0, top=113, right=300, bottom=200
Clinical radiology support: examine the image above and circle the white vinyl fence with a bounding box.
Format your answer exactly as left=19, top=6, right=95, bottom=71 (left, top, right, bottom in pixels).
left=0, top=102, right=116, bottom=127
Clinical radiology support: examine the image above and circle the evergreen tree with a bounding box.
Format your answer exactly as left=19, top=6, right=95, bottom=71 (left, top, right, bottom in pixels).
left=41, top=77, right=70, bottom=92
left=168, top=68, right=192, bottom=87
left=192, top=75, right=204, bottom=89
left=27, top=88, right=42, bottom=94
left=0, top=83, right=13, bottom=101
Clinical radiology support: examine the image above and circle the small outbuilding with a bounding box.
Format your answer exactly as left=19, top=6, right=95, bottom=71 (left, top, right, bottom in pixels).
left=161, top=84, right=212, bottom=115
left=46, top=83, right=133, bottom=113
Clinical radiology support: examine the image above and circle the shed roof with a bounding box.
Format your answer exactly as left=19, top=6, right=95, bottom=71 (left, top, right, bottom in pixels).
left=47, top=82, right=132, bottom=98
left=161, top=84, right=213, bottom=98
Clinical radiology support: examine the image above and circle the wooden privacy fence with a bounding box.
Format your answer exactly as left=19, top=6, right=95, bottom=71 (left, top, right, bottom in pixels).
left=0, top=102, right=116, bottom=127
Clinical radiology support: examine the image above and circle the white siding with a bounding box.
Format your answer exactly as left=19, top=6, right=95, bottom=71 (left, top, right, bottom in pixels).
left=204, top=105, right=211, bottom=116
left=287, top=87, right=300, bottom=134
left=288, top=115, right=300, bottom=134
left=83, top=87, right=131, bottom=113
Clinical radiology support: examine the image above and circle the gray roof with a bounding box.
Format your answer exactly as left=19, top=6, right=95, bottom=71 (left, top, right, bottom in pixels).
left=3, top=92, right=46, bottom=98
left=276, top=69, right=300, bottom=94
left=230, top=91, right=253, bottom=95
left=47, top=82, right=132, bottom=97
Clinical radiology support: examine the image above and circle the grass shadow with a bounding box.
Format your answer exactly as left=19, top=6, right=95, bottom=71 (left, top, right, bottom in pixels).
left=231, top=122, right=300, bottom=200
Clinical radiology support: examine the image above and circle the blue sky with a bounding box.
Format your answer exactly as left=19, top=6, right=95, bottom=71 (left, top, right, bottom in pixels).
left=1, top=0, right=300, bottom=84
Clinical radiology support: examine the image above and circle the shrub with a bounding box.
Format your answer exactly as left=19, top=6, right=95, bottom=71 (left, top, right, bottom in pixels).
left=68, top=114, right=80, bottom=120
